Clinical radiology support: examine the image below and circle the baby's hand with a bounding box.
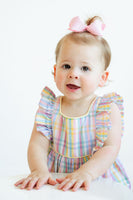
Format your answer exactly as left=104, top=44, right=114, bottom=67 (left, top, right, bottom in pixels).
left=14, top=170, right=57, bottom=190
left=56, top=167, right=93, bottom=192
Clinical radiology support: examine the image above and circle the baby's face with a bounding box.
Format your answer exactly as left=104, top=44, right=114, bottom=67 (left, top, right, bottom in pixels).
left=54, top=39, right=107, bottom=101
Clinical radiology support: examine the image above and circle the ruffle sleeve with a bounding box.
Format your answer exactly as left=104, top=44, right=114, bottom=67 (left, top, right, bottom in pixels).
left=35, top=86, right=56, bottom=141
left=93, top=92, right=124, bottom=153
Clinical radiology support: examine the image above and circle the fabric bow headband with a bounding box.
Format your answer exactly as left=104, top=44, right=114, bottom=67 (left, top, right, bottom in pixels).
left=68, top=16, right=105, bottom=36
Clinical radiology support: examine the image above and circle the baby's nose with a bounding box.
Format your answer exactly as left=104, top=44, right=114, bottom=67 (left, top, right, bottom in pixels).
left=68, top=70, right=79, bottom=79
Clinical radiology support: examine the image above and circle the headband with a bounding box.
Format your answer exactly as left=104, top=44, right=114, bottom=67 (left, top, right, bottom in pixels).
left=68, top=16, right=105, bottom=36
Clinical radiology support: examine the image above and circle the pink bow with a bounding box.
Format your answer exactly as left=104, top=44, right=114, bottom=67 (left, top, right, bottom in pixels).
left=68, top=16, right=105, bottom=36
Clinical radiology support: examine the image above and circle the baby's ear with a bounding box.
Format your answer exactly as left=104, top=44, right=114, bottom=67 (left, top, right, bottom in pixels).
left=99, top=71, right=109, bottom=87
left=53, top=64, right=56, bottom=80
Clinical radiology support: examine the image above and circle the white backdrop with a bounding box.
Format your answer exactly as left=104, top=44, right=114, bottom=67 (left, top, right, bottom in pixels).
left=0, top=0, right=133, bottom=184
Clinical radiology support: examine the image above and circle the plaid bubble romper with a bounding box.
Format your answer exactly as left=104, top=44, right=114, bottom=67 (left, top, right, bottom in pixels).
left=35, top=87, right=131, bottom=189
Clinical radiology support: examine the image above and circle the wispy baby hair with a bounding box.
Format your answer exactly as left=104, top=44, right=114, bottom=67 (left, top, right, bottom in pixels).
left=55, top=16, right=111, bottom=70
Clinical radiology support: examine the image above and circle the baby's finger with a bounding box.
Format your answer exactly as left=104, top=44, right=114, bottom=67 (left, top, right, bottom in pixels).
left=58, top=178, right=70, bottom=189
left=35, top=177, right=47, bottom=189
left=48, top=177, right=57, bottom=185
left=72, top=180, right=83, bottom=192
left=14, top=178, right=25, bottom=186
left=56, top=177, right=66, bottom=184
left=62, top=179, right=76, bottom=191
left=84, top=180, right=90, bottom=191
left=27, top=178, right=38, bottom=190
left=19, top=177, right=32, bottom=189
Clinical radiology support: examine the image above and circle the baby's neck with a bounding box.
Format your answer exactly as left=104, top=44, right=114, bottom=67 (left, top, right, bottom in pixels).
left=60, top=94, right=96, bottom=118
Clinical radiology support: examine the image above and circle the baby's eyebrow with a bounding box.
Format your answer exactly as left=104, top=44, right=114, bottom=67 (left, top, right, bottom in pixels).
left=81, top=62, right=90, bottom=66
left=61, top=59, right=71, bottom=63
left=81, top=61, right=93, bottom=67
left=81, top=61, right=89, bottom=64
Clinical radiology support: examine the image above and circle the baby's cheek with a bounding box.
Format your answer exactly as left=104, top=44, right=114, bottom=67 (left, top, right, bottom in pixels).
left=57, top=74, right=64, bottom=83
left=55, top=73, right=65, bottom=89
left=83, top=77, right=96, bottom=87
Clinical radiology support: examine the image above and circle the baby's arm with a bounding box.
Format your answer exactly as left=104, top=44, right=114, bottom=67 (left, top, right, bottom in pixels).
left=15, top=123, right=57, bottom=190
left=57, top=103, right=122, bottom=191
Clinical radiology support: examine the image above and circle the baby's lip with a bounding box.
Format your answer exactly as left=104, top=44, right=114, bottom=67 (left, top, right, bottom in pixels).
left=66, top=84, right=81, bottom=89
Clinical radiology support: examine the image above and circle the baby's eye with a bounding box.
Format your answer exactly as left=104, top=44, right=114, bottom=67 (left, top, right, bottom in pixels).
left=62, top=64, right=71, bottom=69
left=81, top=66, right=90, bottom=72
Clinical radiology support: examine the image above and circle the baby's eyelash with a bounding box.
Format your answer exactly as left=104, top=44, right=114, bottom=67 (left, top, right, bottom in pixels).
left=62, top=64, right=71, bottom=69
left=81, top=66, right=90, bottom=72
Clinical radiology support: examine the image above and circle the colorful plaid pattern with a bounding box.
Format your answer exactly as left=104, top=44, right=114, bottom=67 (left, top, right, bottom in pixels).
left=35, top=86, right=131, bottom=189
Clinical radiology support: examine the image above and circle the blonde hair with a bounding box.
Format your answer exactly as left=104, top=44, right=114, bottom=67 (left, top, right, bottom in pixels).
left=55, top=16, right=111, bottom=70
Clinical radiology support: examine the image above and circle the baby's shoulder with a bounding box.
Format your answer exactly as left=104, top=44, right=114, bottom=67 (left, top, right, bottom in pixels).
left=96, top=92, right=124, bottom=136
left=39, top=86, right=57, bottom=110
left=97, top=92, right=123, bottom=108
left=96, top=92, right=124, bottom=116
left=41, top=86, right=56, bottom=99
left=99, top=92, right=123, bottom=104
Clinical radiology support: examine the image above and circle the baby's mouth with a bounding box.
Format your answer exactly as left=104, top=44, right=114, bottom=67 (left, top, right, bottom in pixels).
left=66, top=84, right=81, bottom=89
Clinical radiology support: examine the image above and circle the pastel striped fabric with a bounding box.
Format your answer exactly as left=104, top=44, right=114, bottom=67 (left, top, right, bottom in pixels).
left=35, top=86, right=131, bottom=189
